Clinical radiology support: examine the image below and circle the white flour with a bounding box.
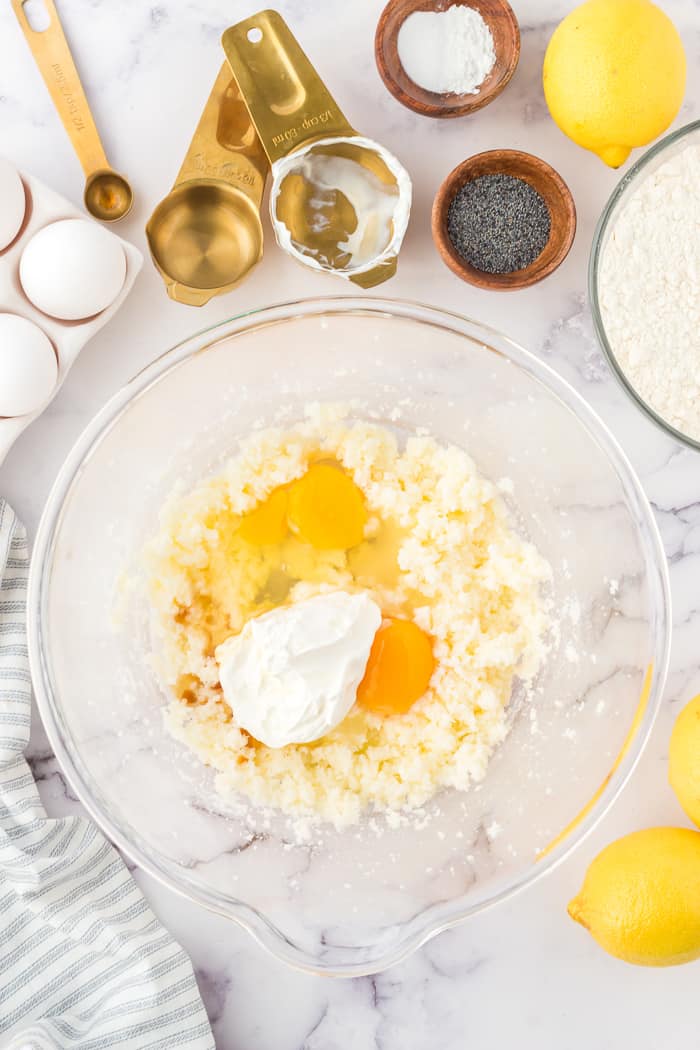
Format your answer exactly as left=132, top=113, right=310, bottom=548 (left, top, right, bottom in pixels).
left=599, top=141, right=700, bottom=441
left=397, top=5, right=496, bottom=95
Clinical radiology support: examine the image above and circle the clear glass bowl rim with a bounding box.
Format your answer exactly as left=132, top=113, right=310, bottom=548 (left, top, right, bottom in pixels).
left=28, top=296, right=672, bottom=976
left=589, top=119, right=700, bottom=452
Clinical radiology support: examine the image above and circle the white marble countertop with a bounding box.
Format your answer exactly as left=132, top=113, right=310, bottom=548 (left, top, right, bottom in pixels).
left=1, top=0, right=699, bottom=1044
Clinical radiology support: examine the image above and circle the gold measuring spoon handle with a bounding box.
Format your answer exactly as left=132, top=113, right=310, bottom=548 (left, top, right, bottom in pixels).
left=222, top=9, right=357, bottom=165
left=11, top=0, right=111, bottom=178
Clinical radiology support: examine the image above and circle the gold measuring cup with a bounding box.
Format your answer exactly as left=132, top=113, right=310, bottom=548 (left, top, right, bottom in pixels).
left=146, top=64, right=268, bottom=306
left=12, top=0, right=133, bottom=222
left=222, top=10, right=412, bottom=289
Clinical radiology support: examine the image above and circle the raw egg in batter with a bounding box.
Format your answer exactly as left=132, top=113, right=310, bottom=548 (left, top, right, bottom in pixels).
left=238, top=486, right=289, bottom=545
left=357, top=616, right=435, bottom=716
left=287, top=463, right=367, bottom=550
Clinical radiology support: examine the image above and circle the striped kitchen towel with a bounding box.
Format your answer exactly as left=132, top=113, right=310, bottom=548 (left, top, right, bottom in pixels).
left=0, top=501, right=214, bottom=1049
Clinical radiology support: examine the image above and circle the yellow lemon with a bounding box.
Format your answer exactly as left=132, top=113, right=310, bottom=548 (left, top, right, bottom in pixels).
left=543, top=0, right=686, bottom=167
left=568, top=827, right=700, bottom=965
left=670, top=695, right=700, bottom=828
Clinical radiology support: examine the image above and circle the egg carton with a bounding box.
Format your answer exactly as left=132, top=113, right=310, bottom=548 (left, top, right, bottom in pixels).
left=0, top=165, right=142, bottom=466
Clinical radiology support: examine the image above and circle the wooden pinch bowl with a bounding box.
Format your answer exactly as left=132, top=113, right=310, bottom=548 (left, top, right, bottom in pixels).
left=375, top=0, right=520, bottom=118
left=431, top=149, right=577, bottom=291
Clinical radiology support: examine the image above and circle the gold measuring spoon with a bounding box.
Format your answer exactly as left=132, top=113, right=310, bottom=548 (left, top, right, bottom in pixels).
left=222, top=10, right=412, bottom=288
left=146, top=64, right=268, bottom=306
left=12, top=0, right=133, bottom=222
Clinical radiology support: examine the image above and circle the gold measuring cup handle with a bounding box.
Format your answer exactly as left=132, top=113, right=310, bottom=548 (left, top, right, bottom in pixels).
left=173, top=61, right=268, bottom=194
left=222, top=9, right=357, bottom=165
left=11, top=0, right=111, bottom=178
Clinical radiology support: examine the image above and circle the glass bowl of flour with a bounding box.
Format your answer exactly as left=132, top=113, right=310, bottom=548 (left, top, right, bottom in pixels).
left=590, top=120, right=700, bottom=450
left=29, top=298, right=671, bottom=975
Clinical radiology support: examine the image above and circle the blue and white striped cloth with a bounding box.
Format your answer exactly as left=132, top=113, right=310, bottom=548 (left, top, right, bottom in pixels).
left=0, top=502, right=214, bottom=1049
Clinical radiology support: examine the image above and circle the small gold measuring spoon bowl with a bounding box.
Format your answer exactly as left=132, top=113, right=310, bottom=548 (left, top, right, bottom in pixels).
left=222, top=10, right=412, bottom=289
left=12, top=0, right=133, bottom=222
left=146, top=64, right=269, bottom=306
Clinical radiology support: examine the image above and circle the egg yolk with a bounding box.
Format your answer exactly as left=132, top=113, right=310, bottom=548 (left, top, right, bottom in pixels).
left=287, top=463, right=367, bottom=550
left=357, top=617, right=435, bottom=716
left=238, top=487, right=289, bottom=545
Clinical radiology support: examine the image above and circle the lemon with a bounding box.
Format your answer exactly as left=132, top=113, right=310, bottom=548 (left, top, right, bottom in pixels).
left=670, top=695, right=700, bottom=828
left=568, top=827, right=700, bottom=965
left=543, top=0, right=686, bottom=167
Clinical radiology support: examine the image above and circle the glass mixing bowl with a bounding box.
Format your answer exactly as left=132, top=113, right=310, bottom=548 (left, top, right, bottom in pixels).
left=28, top=298, right=671, bottom=976
left=589, top=120, right=700, bottom=451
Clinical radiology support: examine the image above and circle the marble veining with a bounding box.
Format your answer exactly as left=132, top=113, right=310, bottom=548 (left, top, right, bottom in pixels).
left=1, top=0, right=700, bottom=1045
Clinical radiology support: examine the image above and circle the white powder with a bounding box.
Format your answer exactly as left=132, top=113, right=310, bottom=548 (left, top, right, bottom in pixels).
left=397, top=5, right=496, bottom=95
left=599, top=142, right=700, bottom=441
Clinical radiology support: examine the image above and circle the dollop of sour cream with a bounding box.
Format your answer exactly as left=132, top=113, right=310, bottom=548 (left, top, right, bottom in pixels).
left=215, top=592, right=382, bottom=748
left=270, top=135, right=412, bottom=279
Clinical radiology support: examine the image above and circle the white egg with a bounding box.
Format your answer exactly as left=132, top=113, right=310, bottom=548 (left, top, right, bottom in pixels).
left=0, top=158, right=26, bottom=251
left=19, top=219, right=126, bottom=321
left=0, top=314, right=58, bottom=418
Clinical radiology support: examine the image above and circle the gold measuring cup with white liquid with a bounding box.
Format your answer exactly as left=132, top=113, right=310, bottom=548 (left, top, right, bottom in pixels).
left=222, top=10, right=412, bottom=288
left=146, top=64, right=269, bottom=306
